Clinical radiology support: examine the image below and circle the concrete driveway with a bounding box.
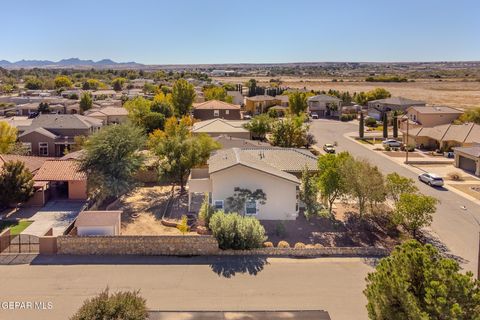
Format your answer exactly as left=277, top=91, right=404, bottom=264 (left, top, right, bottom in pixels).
left=12, top=201, right=85, bottom=236
left=310, top=119, right=480, bottom=275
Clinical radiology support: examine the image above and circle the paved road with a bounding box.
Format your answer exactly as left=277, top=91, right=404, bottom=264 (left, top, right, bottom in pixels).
left=0, top=256, right=373, bottom=320
left=310, top=119, right=480, bottom=275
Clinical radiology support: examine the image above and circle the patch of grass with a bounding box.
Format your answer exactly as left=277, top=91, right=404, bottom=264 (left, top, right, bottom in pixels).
left=0, top=220, right=33, bottom=236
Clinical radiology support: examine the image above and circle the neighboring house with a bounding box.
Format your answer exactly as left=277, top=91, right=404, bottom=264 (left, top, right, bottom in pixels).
left=193, top=100, right=241, bottom=121
left=0, top=154, right=54, bottom=174
left=307, top=94, right=342, bottom=117
left=367, top=97, right=426, bottom=120
left=17, top=114, right=103, bottom=157
left=245, top=95, right=287, bottom=114
left=227, top=91, right=244, bottom=106
left=213, top=135, right=272, bottom=149
left=90, top=90, right=118, bottom=100
left=187, top=147, right=318, bottom=220
left=1, top=116, right=33, bottom=128
left=85, top=106, right=129, bottom=124
left=192, top=118, right=251, bottom=139
left=194, top=89, right=205, bottom=103
left=74, top=211, right=121, bottom=236
left=402, top=106, right=463, bottom=129
left=453, top=145, right=480, bottom=177
left=402, top=123, right=480, bottom=150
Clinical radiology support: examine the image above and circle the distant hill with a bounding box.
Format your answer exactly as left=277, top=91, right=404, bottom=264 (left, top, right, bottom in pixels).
left=0, top=58, right=144, bottom=69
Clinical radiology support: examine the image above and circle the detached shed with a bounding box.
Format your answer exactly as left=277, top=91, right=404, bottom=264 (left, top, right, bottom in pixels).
left=75, top=211, right=121, bottom=236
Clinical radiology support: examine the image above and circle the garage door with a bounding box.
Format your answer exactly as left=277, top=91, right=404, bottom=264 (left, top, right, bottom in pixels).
left=459, top=156, right=477, bottom=173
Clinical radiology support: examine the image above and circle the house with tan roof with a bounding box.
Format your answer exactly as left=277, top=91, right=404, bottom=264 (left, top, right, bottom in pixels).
left=453, top=145, right=480, bottom=177
left=85, top=106, right=129, bottom=124
left=368, top=96, right=426, bottom=120
left=244, top=95, right=289, bottom=114
left=307, top=94, right=342, bottom=118
left=192, top=118, right=251, bottom=139
left=402, top=106, right=463, bottom=128
left=187, top=147, right=318, bottom=220
left=192, top=100, right=241, bottom=121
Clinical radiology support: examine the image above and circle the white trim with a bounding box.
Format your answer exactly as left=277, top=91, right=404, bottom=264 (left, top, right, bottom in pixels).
left=38, top=142, right=49, bottom=156
left=245, top=199, right=258, bottom=215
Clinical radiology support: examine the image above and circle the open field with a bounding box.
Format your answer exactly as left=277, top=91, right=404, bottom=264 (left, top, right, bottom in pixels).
left=215, top=77, right=480, bottom=109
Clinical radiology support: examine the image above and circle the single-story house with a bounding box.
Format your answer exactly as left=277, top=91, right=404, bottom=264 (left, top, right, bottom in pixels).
left=401, top=106, right=463, bottom=129
left=89, top=90, right=119, bottom=100
left=187, top=147, right=318, bottom=220
left=402, top=122, right=480, bottom=150
left=192, top=118, right=251, bottom=139
left=307, top=94, right=342, bottom=118
left=192, top=100, right=241, bottom=121
left=75, top=210, right=121, bottom=236
left=368, top=96, right=426, bottom=120
left=453, top=145, right=480, bottom=176
left=85, top=106, right=129, bottom=124
left=213, top=135, right=272, bottom=149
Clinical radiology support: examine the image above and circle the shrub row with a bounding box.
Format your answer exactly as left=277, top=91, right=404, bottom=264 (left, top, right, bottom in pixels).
left=263, top=241, right=324, bottom=249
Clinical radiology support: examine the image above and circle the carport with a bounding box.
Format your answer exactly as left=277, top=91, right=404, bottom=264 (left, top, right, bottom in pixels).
left=453, top=146, right=480, bottom=176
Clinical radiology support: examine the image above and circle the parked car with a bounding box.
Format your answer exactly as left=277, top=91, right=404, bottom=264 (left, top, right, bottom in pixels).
left=418, top=173, right=444, bottom=187
left=243, top=114, right=252, bottom=120
left=323, top=143, right=335, bottom=154
left=382, top=139, right=402, bottom=148
left=311, top=112, right=319, bottom=119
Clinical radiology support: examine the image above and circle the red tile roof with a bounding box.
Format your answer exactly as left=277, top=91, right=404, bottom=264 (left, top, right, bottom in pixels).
left=34, top=160, right=86, bottom=181
left=0, top=154, right=54, bottom=174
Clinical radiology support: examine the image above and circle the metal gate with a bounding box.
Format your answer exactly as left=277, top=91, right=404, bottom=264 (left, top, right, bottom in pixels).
left=0, top=234, right=40, bottom=254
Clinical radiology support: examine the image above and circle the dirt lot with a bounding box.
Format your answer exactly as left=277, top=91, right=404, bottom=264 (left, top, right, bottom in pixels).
left=449, top=184, right=480, bottom=201
left=261, top=203, right=401, bottom=249
left=109, top=185, right=194, bottom=235
left=216, top=77, right=480, bottom=109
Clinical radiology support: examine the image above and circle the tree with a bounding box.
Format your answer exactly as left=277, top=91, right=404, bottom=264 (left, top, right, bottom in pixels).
left=171, top=79, right=196, bottom=116
left=143, top=112, right=166, bottom=133
left=0, top=161, right=34, bottom=207
left=271, top=115, right=308, bottom=148
left=364, top=240, right=480, bottom=320
left=359, top=112, right=365, bottom=138
left=54, top=75, right=72, bottom=89
left=299, top=166, right=319, bottom=219
left=82, top=79, right=102, bottom=91
left=24, top=77, right=43, bottom=90
left=288, top=92, right=307, bottom=115
left=203, top=86, right=233, bottom=103
left=80, top=124, right=146, bottom=200
left=79, top=92, right=93, bottom=114
left=112, top=77, right=126, bottom=91
left=394, top=193, right=438, bottom=238
left=246, top=79, right=257, bottom=97
left=382, top=112, right=388, bottom=138
left=385, top=172, right=418, bottom=204
left=70, top=288, right=148, bottom=320
left=317, top=152, right=351, bottom=217
left=243, top=114, right=272, bottom=140
left=225, top=187, right=266, bottom=215
left=458, top=107, right=480, bottom=124
left=198, top=194, right=215, bottom=228
left=365, top=87, right=391, bottom=101
left=149, top=117, right=220, bottom=192
left=124, top=97, right=152, bottom=127
left=38, top=102, right=50, bottom=114
left=151, top=92, right=174, bottom=118
left=0, top=121, right=18, bottom=153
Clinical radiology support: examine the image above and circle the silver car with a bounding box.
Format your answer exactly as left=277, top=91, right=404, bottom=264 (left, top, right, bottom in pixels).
left=382, top=139, right=402, bottom=148
left=418, top=173, right=444, bottom=187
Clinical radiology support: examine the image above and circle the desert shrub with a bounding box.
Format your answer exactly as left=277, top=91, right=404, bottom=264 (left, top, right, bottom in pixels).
left=277, top=240, right=290, bottom=248
left=405, top=144, right=415, bottom=152
left=275, top=221, right=287, bottom=237
left=305, top=244, right=315, bottom=249
left=314, top=243, right=323, bottom=248
left=447, top=172, right=463, bottom=181
left=198, top=195, right=215, bottom=227
left=365, top=117, right=377, bottom=127
left=209, top=211, right=266, bottom=250
left=177, top=215, right=189, bottom=234
left=340, top=114, right=355, bottom=122
left=70, top=288, right=148, bottom=320
left=294, top=242, right=306, bottom=249
left=384, top=145, right=391, bottom=151
left=263, top=241, right=274, bottom=248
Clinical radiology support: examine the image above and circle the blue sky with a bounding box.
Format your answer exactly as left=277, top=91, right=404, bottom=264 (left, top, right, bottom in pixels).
left=2, top=0, right=479, bottom=64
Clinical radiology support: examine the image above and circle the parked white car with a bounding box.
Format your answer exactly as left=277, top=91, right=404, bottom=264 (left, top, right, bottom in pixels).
left=418, top=173, right=444, bottom=187
left=311, top=112, right=319, bottom=119
left=382, top=139, right=402, bottom=148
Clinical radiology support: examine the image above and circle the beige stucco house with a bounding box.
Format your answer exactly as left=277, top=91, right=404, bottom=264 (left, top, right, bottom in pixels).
left=85, top=106, right=129, bottom=124
left=307, top=94, right=342, bottom=117
left=187, top=148, right=318, bottom=220
left=402, top=123, right=480, bottom=150
left=191, top=118, right=251, bottom=139
left=453, top=145, right=480, bottom=176
left=402, top=106, right=463, bottom=128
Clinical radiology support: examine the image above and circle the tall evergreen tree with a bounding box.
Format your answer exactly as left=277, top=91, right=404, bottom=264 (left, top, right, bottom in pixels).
left=359, top=112, right=365, bottom=139
left=382, top=112, right=388, bottom=139
left=392, top=110, right=398, bottom=138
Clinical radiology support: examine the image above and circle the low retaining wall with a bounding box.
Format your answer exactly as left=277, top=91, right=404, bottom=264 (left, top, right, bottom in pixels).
left=56, top=234, right=388, bottom=257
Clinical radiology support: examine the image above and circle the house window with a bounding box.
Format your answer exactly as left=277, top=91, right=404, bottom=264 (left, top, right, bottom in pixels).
left=38, top=142, right=48, bottom=156
left=214, top=200, right=224, bottom=210
left=225, top=110, right=230, bottom=115
left=214, top=110, right=220, bottom=117
left=22, top=143, right=32, bottom=154
left=245, top=199, right=257, bottom=215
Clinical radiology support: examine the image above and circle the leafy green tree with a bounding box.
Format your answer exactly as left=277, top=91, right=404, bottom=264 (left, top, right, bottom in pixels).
left=149, top=117, right=220, bottom=192
left=288, top=92, right=307, bottom=115
left=203, top=86, right=233, bottom=103
left=79, top=92, right=93, bottom=114
left=198, top=194, right=215, bottom=228
left=225, top=187, right=266, bottom=215
left=359, top=112, right=365, bottom=138
left=82, top=79, right=102, bottom=90
left=151, top=92, right=174, bottom=117
left=244, top=114, right=272, bottom=140
left=271, top=115, right=308, bottom=148
left=112, top=77, right=126, bottom=91
left=385, top=172, right=418, bottom=204
left=70, top=288, right=148, bottom=320
left=246, top=79, right=257, bottom=97
left=458, top=107, right=480, bottom=124
left=365, top=87, right=391, bottom=101
left=143, top=112, right=165, bottom=133
left=24, top=77, right=43, bottom=90
left=80, top=124, right=146, bottom=200
left=54, top=75, right=72, bottom=89
left=0, top=121, right=18, bottom=153
left=38, top=102, right=50, bottom=114
left=209, top=211, right=266, bottom=250
left=171, top=79, right=196, bottom=116
left=382, top=112, right=388, bottom=138
left=364, top=240, right=480, bottom=320
left=394, top=193, right=438, bottom=238
left=0, top=161, right=34, bottom=207
left=124, top=97, right=152, bottom=127
left=299, top=166, right=319, bottom=219
left=317, top=152, right=351, bottom=217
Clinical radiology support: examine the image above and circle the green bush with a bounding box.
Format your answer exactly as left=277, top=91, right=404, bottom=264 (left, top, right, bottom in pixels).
left=209, top=211, right=266, bottom=250
left=340, top=114, right=355, bottom=122
left=365, top=117, right=377, bottom=127
left=70, top=288, right=148, bottom=320
left=198, top=195, right=214, bottom=228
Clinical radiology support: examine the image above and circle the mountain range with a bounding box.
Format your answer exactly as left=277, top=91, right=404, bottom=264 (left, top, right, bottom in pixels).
left=0, top=58, right=143, bottom=69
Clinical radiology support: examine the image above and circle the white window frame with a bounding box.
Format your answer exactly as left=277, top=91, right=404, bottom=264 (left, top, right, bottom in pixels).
left=225, top=110, right=230, bottom=115
left=245, top=199, right=257, bottom=215
left=213, top=110, right=220, bottom=117
left=214, top=200, right=224, bottom=210
left=38, top=142, right=49, bottom=156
